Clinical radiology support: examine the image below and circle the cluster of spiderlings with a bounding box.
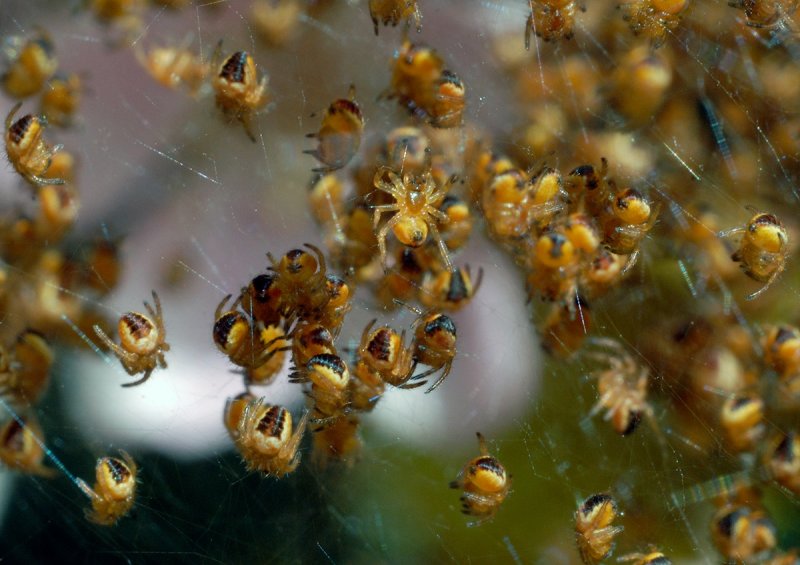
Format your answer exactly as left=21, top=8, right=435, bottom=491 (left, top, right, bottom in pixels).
left=4, top=0, right=800, bottom=560
left=309, top=125, right=483, bottom=314
left=466, top=147, right=659, bottom=356
left=495, top=0, right=800, bottom=560
left=217, top=238, right=461, bottom=471
left=0, top=27, right=143, bottom=526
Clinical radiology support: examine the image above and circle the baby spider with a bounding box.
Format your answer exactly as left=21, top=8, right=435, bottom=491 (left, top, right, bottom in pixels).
left=711, top=502, right=777, bottom=561
left=289, top=353, right=351, bottom=430
left=619, top=0, right=690, bottom=47
left=575, top=493, right=623, bottom=564
left=213, top=294, right=289, bottom=372
left=211, top=48, right=269, bottom=142
left=357, top=319, right=418, bottom=389
left=5, top=102, right=65, bottom=187
left=39, top=73, right=82, bottom=127
left=312, top=414, right=362, bottom=468
left=93, top=290, right=169, bottom=387
left=304, top=86, right=364, bottom=173
left=1, top=31, right=57, bottom=98
left=420, top=264, right=483, bottom=312
left=720, top=392, right=765, bottom=452
left=135, top=42, right=208, bottom=95
left=369, top=0, right=422, bottom=35
left=585, top=338, right=654, bottom=436
left=763, top=430, right=800, bottom=495
left=719, top=211, right=789, bottom=301
left=372, top=166, right=454, bottom=272
left=78, top=450, right=137, bottom=526
left=0, top=329, right=54, bottom=406
left=0, top=413, right=55, bottom=477
left=396, top=300, right=457, bottom=393
left=229, top=396, right=308, bottom=478
left=526, top=0, right=584, bottom=47
left=449, top=432, right=511, bottom=526
left=729, top=0, right=798, bottom=28
left=267, top=243, right=330, bottom=318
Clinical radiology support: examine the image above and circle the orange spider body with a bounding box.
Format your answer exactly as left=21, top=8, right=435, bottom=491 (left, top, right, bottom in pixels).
left=94, top=291, right=169, bottom=387
left=268, top=243, right=329, bottom=318
left=410, top=312, right=456, bottom=392
left=450, top=432, right=510, bottom=526
left=5, top=103, right=65, bottom=187
left=229, top=396, right=308, bottom=477
left=526, top=0, right=582, bottom=46
left=587, top=338, right=653, bottom=436
left=2, top=33, right=57, bottom=98
left=369, top=0, right=421, bottom=35
left=729, top=0, right=798, bottom=27
left=575, top=493, right=624, bottom=564
left=137, top=45, right=208, bottom=94
left=312, top=414, right=362, bottom=467
left=212, top=50, right=269, bottom=142
left=305, top=90, right=364, bottom=172
left=1, top=330, right=53, bottom=405
left=720, top=212, right=789, bottom=300
left=720, top=393, right=765, bottom=452
left=289, top=353, right=350, bottom=429
left=40, top=73, right=81, bottom=127
left=764, top=431, right=800, bottom=494
left=420, top=264, right=483, bottom=311
left=213, top=294, right=288, bottom=372
left=358, top=319, right=417, bottom=389
left=79, top=451, right=137, bottom=526
left=711, top=503, right=777, bottom=561
left=251, top=0, right=302, bottom=46
left=620, top=0, right=690, bottom=47
left=0, top=414, right=55, bottom=477
left=372, top=167, right=453, bottom=271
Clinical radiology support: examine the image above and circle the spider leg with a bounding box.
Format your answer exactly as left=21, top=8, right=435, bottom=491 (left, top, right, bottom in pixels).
left=121, top=368, right=153, bottom=388
left=282, top=410, right=309, bottom=459
left=471, top=266, right=484, bottom=295
left=717, top=226, right=745, bottom=240
left=427, top=220, right=453, bottom=272
left=304, top=243, right=327, bottom=278
left=373, top=167, right=404, bottom=199
left=358, top=319, right=377, bottom=356
left=525, top=11, right=534, bottom=50
left=372, top=204, right=399, bottom=229
left=377, top=214, right=403, bottom=271
left=397, top=379, right=427, bottom=390
left=746, top=262, right=785, bottom=301
left=93, top=325, right=136, bottom=365
left=29, top=173, right=65, bottom=187
left=310, top=413, right=342, bottom=430
left=425, top=363, right=452, bottom=394
left=619, top=249, right=639, bottom=277
left=410, top=364, right=438, bottom=381
left=5, top=102, right=22, bottom=129
left=287, top=370, right=309, bottom=384
left=476, top=431, right=488, bottom=455
left=460, top=490, right=496, bottom=506
left=429, top=207, right=450, bottom=224
left=151, top=290, right=163, bottom=319
left=214, top=294, right=234, bottom=320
